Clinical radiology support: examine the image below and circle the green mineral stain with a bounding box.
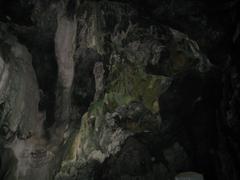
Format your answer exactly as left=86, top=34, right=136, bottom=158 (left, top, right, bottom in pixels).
left=106, top=63, right=164, bottom=113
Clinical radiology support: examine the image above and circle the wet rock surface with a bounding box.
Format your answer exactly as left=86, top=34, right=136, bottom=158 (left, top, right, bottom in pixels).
left=0, top=0, right=240, bottom=180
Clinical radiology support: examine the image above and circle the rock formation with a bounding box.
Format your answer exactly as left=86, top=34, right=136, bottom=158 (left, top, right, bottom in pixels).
left=0, top=0, right=239, bottom=180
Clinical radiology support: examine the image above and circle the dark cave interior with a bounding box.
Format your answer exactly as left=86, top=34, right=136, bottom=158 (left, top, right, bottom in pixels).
left=0, top=0, right=240, bottom=180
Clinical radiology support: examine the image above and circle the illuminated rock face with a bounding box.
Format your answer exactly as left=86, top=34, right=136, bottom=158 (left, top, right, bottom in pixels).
left=0, top=0, right=239, bottom=180
left=0, top=25, right=52, bottom=180
left=54, top=2, right=211, bottom=180
left=0, top=1, right=213, bottom=179
left=0, top=33, right=40, bottom=138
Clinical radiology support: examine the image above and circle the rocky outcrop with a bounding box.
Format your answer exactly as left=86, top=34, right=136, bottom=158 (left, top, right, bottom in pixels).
left=54, top=1, right=211, bottom=180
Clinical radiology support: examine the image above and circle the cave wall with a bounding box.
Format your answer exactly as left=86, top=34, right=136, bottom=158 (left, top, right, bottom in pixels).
left=0, top=0, right=239, bottom=180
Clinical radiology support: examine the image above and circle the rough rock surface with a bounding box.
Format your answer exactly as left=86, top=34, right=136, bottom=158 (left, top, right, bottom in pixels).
left=0, top=23, right=53, bottom=180
left=0, top=0, right=239, bottom=180
left=54, top=1, right=211, bottom=180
